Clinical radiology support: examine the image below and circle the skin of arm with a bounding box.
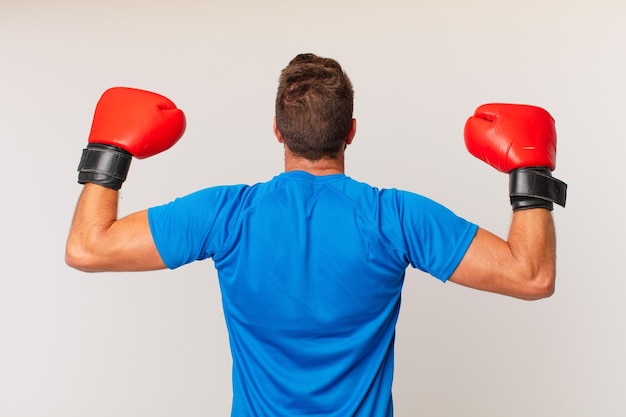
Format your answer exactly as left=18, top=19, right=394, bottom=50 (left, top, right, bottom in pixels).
left=65, top=183, right=166, bottom=272
left=448, top=208, right=556, bottom=301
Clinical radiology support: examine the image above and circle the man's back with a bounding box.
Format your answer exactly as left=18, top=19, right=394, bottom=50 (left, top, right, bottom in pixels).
left=148, top=171, right=476, bottom=416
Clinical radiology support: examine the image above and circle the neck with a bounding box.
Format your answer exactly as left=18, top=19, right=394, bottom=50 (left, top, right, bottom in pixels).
left=283, top=147, right=345, bottom=175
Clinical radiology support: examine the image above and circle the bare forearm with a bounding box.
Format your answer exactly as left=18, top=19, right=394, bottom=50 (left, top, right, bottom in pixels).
left=506, top=208, right=556, bottom=298
left=66, top=184, right=117, bottom=270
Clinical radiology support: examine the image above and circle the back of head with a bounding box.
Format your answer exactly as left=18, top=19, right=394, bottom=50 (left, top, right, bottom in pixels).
left=275, top=53, right=354, bottom=161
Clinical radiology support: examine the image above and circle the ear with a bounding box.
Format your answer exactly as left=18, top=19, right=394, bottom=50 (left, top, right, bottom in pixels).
left=345, top=118, right=357, bottom=145
left=273, top=117, right=284, bottom=143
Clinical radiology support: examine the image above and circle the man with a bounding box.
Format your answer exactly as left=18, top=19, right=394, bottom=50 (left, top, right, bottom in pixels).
left=66, top=53, right=566, bottom=416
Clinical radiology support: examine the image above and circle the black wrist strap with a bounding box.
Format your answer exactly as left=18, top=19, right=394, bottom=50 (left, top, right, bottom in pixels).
left=77, top=144, right=132, bottom=190
left=509, top=168, right=567, bottom=211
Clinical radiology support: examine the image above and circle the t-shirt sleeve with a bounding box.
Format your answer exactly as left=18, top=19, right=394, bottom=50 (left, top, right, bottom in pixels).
left=385, top=190, right=478, bottom=282
left=147, top=185, right=248, bottom=269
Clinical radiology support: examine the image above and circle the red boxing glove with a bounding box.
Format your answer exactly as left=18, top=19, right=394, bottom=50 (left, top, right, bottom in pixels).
left=88, top=87, right=186, bottom=159
left=464, top=103, right=556, bottom=173
left=78, top=87, right=186, bottom=190
left=464, top=103, right=566, bottom=210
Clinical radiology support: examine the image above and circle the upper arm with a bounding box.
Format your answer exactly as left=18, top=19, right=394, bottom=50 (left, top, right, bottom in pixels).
left=448, top=227, right=515, bottom=294
left=102, top=210, right=167, bottom=272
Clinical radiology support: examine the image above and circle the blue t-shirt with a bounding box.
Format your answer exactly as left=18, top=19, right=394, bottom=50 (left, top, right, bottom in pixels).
left=148, top=171, right=478, bottom=416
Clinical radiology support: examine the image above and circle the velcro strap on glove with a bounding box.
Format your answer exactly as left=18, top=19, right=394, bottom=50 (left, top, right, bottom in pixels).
left=509, top=168, right=567, bottom=211
left=77, top=143, right=132, bottom=190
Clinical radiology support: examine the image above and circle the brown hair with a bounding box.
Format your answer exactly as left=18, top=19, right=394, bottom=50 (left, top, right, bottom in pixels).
left=275, top=53, right=354, bottom=161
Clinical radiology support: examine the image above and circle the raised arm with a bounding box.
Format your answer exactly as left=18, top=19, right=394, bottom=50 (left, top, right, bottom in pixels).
left=449, top=103, right=567, bottom=300
left=66, top=185, right=165, bottom=272
left=65, top=87, right=186, bottom=272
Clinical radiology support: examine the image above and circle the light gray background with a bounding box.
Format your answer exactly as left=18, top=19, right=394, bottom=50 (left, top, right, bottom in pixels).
left=1, top=0, right=624, bottom=416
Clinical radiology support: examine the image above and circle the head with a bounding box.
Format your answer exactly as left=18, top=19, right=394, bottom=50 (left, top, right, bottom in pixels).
left=275, top=53, right=355, bottom=161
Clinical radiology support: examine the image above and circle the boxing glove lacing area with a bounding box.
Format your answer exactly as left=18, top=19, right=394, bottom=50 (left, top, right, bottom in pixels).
left=77, top=143, right=132, bottom=190
left=509, top=168, right=567, bottom=211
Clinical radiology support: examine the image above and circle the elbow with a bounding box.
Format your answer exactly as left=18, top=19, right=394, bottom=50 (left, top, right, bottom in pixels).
left=65, top=238, right=100, bottom=273
left=520, top=267, right=556, bottom=301
left=524, top=283, right=555, bottom=301
left=65, top=252, right=91, bottom=273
